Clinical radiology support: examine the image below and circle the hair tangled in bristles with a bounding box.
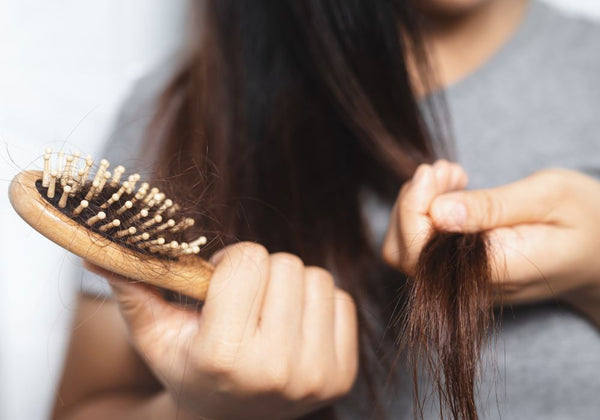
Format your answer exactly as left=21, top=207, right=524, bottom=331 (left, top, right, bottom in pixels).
left=402, top=231, right=493, bottom=420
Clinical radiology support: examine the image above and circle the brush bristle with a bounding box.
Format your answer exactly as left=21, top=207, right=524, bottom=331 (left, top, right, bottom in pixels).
left=38, top=149, right=207, bottom=259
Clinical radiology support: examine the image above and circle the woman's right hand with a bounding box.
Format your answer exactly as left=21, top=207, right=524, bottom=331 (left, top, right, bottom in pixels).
left=85, top=242, right=358, bottom=420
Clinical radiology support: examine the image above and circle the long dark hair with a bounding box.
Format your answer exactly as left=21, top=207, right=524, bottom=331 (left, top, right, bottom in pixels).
left=147, top=1, right=491, bottom=419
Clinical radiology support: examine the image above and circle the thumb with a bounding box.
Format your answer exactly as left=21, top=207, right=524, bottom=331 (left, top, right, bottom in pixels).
left=83, top=261, right=176, bottom=337
left=429, top=175, right=555, bottom=232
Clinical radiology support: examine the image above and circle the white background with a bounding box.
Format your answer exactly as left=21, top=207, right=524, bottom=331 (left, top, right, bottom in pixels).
left=0, top=1, right=188, bottom=419
left=0, top=1, right=598, bottom=419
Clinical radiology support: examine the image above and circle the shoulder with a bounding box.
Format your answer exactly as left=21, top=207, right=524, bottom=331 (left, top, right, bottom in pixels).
left=101, top=55, right=183, bottom=171
left=444, top=2, right=600, bottom=188
left=534, top=2, right=600, bottom=69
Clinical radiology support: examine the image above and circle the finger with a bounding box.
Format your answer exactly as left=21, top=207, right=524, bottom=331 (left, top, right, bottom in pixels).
left=332, top=289, right=358, bottom=386
left=200, top=242, right=270, bottom=340
left=394, top=165, right=437, bottom=268
left=432, top=160, right=469, bottom=192
left=432, top=159, right=452, bottom=192
left=260, top=253, right=305, bottom=344
left=430, top=173, right=558, bottom=232
left=381, top=182, right=411, bottom=257
left=83, top=262, right=194, bottom=351
left=487, top=225, right=574, bottom=304
left=84, top=261, right=163, bottom=323
left=382, top=162, right=469, bottom=273
left=405, top=163, right=437, bottom=214
left=447, top=163, right=469, bottom=191
left=382, top=164, right=435, bottom=271
left=209, top=247, right=227, bottom=265
left=302, top=267, right=335, bottom=356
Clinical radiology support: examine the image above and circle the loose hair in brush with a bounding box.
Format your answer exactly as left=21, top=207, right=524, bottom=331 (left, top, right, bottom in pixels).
left=143, top=1, right=494, bottom=418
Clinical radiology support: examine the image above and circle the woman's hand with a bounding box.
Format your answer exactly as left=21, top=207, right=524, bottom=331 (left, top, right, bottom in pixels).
left=382, top=160, right=469, bottom=276
left=86, top=243, right=358, bottom=420
left=382, top=161, right=600, bottom=324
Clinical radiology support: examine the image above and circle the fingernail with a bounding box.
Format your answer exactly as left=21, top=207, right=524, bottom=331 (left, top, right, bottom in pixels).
left=432, top=199, right=467, bottom=230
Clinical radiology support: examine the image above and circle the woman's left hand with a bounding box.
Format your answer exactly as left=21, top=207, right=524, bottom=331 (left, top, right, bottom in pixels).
left=382, top=161, right=600, bottom=324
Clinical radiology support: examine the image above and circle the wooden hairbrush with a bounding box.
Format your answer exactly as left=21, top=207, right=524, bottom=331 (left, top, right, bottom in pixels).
left=8, top=149, right=214, bottom=300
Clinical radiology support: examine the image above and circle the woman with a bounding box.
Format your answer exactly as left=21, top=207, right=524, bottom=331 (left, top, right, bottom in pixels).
left=53, top=0, right=600, bottom=419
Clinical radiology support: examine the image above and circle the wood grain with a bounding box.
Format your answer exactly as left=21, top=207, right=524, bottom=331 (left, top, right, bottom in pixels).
left=9, top=170, right=213, bottom=300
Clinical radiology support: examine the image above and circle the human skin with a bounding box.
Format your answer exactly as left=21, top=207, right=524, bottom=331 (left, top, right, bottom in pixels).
left=53, top=245, right=358, bottom=420
left=382, top=161, right=600, bottom=327
left=54, top=0, right=600, bottom=417
left=409, top=0, right=529, bottom=93
left=418, top=0, right=493, bottom=16
left=395, top=0, right=600, bottom=325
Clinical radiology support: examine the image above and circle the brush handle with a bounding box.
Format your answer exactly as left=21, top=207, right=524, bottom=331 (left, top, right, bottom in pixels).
left=9, top=170, right=214, bottom=300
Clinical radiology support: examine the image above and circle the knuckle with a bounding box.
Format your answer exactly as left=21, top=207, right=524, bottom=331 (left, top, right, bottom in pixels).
left=450, top=162, right=468, bottom=180
left=221, top=242, right=269, bottom=273
left=332, top=377, right=355, bottom=399
left=237, top=242, right=269, bottom=262
left=448, top=161, right=462, bottom=171
left=301, top=369, right=328, bottom=399
left=536, top=168, right=571, bottom=195
left=270, top=252, right=304, bottom=271
left=480, top=191, right=503, bottom=227
left=328, top=370, right=357, bottom=399
left=432, top=159, right=449, bottom=170
left=334, top=289, right=356, bottom=313
left=116, top=294, right=148, bottom=323
left=415, top=162, right=431, bottom=174
left=410, top=163, right=430, bottom=182
left=193, top=350, right=234, bottom=379
left=193, top=339, right=241, bottom=377
left=261, top=359, right=291, bottom=392
left=537, top=167, right=569, bottom=179
left=305, top=266, right=335, bottom=288
left=527, top=170, right=574, bottom=210
left=537, top=168, right=574, bottom=185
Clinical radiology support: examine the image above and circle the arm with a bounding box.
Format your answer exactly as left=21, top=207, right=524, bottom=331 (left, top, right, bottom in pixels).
left=52, top=294, right=196, bottom=420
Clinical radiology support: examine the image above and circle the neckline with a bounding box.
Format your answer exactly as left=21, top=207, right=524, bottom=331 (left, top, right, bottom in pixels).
left=440, top=0, right=549, bottom=98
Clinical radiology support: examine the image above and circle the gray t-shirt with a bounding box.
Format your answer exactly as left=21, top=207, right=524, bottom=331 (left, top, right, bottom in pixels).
left=373, top=2, right=600, bottom=419
left=79, top=2, right=600, bottom=418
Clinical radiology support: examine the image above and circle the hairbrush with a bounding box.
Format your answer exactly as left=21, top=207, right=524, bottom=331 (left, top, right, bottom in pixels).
left=8, top=149, right=214, bottom=300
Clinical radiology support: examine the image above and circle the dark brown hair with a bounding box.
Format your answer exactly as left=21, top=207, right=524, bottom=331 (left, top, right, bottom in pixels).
left=146, top=1, right=492, bottom=419
left=401, top=232, right=492, bottom=420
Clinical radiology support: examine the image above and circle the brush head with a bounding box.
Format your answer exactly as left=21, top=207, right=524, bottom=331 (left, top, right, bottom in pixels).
left=9, top=149, right=213, bottom=300
left=37, top=149, right=208, bottom=259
